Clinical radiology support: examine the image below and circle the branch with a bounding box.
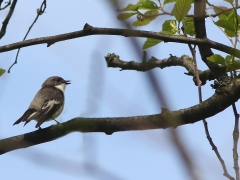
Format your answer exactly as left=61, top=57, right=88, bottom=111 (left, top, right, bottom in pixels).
left=0, top=23, right=240, bottom=57
left=194, top=0, right=226, bottom=79
left=205, top=4, right=240, bottom=18
left=2, top=77, right=240, bottom=155
left=106, top=54, right=197, bottom=72
left=8, top=0, right=47, bottom=72
left=232, top=103, right=240, bottom=180
left=105, top=53, right=216, bottom=85
left=0, top=0, right=17, bottom=39
left=0, top=0, right=11, bottom=10
left=0, top=0, right=3, bottom=8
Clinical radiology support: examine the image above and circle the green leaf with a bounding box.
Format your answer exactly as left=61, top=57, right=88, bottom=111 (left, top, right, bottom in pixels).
left=227, top=12, right=237, bottom=28
left=224, top=0, right=233, bottom=4
left=144, top=9, right=159, bottom=21
left=215, top=19, right=236, bottom=33
left=224, top=56, right=240, bottom=71
left=225, top=55, right=233, bottom=64
left=142, top=38, right=162, bottom=49
left=117, top=13, right=137, bottom=20
left=183, top=17, right=193, bottom=23
left=133, top=18, right=151, bottom=26
left=120, top=4, right=139, bottom=11
left=121, top=0, right=158, bottom=11
left=0, top=68, right=6, bottom=76
left=142, top=31, right=173, bottom=49
left=162, top=20, right=177, bottom=34
left=185, top=23, right=195, bottom=36
left=215, top=20, right=233, bottom=30
left=183, top=17, right=195, bottom=36
left=207, top=54, right=225, bottom=65
left=132, top=10, right=159, bottom=26
left=225, top=55, right=235, bottom=70
left=164, top=0, right=175, bottom=4
left=213, top=6, right=228, bottom=14
left=226, top=56, right=240, bottom=71
left=213, top=6, right=233, bottom=20
left=137, top=0, right=158, bottom=10
left=215, top=12, right=238, bottom=37
left=218, top=14, right=228, bottom=21
left=171, top=0, right=192, bottom=22
left=225, top=29, right=236, bottom=37
left=232, top=61, right=240, bottom=69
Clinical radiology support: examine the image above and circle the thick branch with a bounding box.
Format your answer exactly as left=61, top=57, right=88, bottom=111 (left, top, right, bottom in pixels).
left=105, top=53, right=216, bottom=85
left=1, top=78, right=240, bottom=155
left=194, top=0, right=227, bottom=79
left=0, top=23, right=240, bottom=58
left=106, top=54, right=197, bottom=72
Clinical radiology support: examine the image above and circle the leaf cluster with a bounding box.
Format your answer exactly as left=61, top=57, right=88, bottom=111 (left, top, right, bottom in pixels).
left=118, top=0, right=194, bottom=49
left=118, top=0, right=240, bottom=72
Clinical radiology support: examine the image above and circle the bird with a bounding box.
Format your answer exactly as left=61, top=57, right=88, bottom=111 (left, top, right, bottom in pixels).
left=13, top=76, right=70, bottom=129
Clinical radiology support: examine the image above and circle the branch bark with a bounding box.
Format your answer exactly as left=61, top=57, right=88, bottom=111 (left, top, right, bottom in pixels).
left=0, top=23, right=240, bottom=58
left=105, top=53, right=216, bottom=85
left=2, top=77, right=240, bottom=155
left=194, top=0, right=227, bottom=79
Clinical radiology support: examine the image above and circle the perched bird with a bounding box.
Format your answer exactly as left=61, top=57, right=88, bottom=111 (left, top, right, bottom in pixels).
left=13, top=76, right=70, bottom=128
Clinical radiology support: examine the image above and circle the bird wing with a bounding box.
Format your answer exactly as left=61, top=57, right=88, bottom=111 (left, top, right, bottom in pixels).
left=35, top=98, right=62, bottom=128
left=29, top=86, right=64, bottom=128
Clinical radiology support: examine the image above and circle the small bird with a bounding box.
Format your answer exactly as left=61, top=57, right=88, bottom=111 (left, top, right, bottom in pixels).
left=13, top=76, right=70, bottom=129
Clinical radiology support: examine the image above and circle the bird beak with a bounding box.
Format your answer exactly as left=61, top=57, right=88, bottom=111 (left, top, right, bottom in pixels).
left=64, top=80, right=71, bottom=85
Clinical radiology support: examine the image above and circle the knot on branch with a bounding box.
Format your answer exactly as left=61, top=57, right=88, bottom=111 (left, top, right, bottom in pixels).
left=160, top=107, right=180, bottom=129
left=161, top=107, right=170, bottom=114
left=105, top=53, right=121, bottom=68
left=83, top=23, right=93, bottom=31
left=211, top=76, right=231, bottom=89
left=169, top=54, right=178, bottom=60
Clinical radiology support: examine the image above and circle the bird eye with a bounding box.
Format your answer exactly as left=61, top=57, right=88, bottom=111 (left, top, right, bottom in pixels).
left=56, top=78, right=61, bottom=82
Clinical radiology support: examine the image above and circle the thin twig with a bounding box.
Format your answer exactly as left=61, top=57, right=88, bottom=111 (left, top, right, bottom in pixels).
left=197, top=48, right=234, bottom=180
left=203, top=119, right=235, bottom=180
left=184, top=25, right=234, bottom=179
left=232, top=103, right=239, bottom=180
left=0, top=0, right=17, bottom=39
left=233, top=4, right=239, bottom=49
left=231, top=2, right=239, bottom=77
left=232, top=1, right=240, bottom=179
left=0, top=0, right=11, bottom=10
left=8, top=0, right=47, bottom=73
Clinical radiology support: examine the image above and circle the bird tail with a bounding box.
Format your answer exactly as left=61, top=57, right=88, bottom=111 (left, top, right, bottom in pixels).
left=13, top=109, right=36, bottom=126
